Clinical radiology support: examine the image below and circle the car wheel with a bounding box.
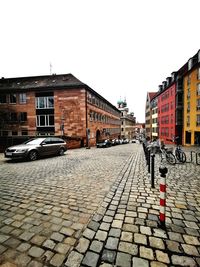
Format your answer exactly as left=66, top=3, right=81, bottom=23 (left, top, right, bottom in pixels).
left=28, top=150, right=38, bottom=161
left=58, top=147, right=65, bottom=156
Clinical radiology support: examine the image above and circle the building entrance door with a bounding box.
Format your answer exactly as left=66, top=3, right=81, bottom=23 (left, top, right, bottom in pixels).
left=194, top=131, right=200, bottom=146
left=96, top=130, right=100, bottom=143
left=185, top=131, right=191, bottom=144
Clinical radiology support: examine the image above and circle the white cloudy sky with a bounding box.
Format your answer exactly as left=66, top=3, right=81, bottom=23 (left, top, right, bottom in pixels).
left=0, top=0, right=199, bottom=122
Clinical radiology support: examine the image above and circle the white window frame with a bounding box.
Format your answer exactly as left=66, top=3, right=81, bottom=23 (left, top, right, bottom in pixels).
left=36, top=115, right=54, bottom=127
left=19, top=93, right=27, bottom=104
left=35, top=96, right=54, bottom=109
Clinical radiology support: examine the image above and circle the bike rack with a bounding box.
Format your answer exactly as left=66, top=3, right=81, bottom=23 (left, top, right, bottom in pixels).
left=186, top=151, right=196, bottom=163
left=185, top=150, right=200, bottom=165
left=196, top=152, right=200, bottom=165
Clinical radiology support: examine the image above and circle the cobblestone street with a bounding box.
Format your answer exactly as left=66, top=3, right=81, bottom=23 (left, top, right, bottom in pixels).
left=0, top=144, right=200, bottom=267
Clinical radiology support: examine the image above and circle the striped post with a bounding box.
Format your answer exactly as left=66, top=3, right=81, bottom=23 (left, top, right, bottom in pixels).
left=159, top=166, right=168, bottom=228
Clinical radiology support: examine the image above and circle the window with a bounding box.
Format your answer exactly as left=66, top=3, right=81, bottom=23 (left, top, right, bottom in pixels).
left=12, top=131, right=18, bottom=136
left=89, top=112, right=93, bottom=121
left=22, top=130, right=28, bottom=135
left=0, top=94, right=7, bottom=103
left=196, top=114, right=200, bottom=126
left=2, top=131, right=8, bottom=136
left=197, top=84, right=200, bottom=96
left=36, top=115, right=54, bottom=127
left=9, top=112, right=17, bottom=121
left=197, top=99, right=200, bottom=111
left=19, top=112, right=27, bottom=122
left=19, top=93, right=27, bottom=104
left=36, top=96, right=54, bottom=109
left=187, top=75, right=191, bottom=86
left=187, top=116, right=190, bottom=127
left=9, top=94, right=17, bottom=104
left=198, top=68, right=200, bottom=80
left=187, top=102, right=190, bottom=112
left=188, top=58, right=193, bottom=70
left=187, top=88, right=190, bottom=99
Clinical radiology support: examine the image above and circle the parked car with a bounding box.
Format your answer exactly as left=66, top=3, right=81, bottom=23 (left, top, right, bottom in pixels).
left=96, top=139, right=112, bottom=148
left=122, top=139, right=129, bottom=144
left=111, top=139, right=118, bottom=146
left=131, top=139, right=137, bottom=143
left=4, top=137, right=67, bottom=161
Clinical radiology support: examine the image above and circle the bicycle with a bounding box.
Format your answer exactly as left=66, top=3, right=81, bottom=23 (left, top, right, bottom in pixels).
left=174, top=144, right=187, bottom=163
left=173, top=136, right=187, bottom=163
left=159, top=144, right=176, bottom=165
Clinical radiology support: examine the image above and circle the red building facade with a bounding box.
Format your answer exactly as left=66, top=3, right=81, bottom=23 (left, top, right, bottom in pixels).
left=157, top=83, right=176, bottom=144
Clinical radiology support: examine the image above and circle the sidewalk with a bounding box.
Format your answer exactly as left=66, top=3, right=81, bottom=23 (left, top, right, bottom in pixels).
left=65, top=148, right=200, bottom=267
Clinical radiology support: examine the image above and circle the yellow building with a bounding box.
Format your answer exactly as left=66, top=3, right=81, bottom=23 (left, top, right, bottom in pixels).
left=183, top=50, right=200, bottom=146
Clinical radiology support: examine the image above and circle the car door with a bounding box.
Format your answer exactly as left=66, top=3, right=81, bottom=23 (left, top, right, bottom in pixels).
left=40, top=137, right=55, bottom=156
left=50, top=137, right=62, bottom=154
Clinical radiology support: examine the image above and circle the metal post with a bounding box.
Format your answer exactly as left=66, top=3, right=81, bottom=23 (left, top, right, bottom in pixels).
left=159, top=166, right=168, bottom=228
left=151, top=154, right=155, bottom=188
left=147, top=149, right=150, bottom=173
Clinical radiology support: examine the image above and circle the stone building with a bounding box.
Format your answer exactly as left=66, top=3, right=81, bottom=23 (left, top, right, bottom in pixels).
left=0, top=74, right=121, bottom=149
left=117, top=98, right=136, bottom=140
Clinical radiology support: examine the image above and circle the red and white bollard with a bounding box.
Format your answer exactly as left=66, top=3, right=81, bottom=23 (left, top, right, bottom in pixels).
left=159, top=166, right=168, bottom=228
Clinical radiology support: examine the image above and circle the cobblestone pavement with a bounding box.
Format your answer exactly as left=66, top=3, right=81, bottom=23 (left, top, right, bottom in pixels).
left=0, top=144, right=200, bottom=267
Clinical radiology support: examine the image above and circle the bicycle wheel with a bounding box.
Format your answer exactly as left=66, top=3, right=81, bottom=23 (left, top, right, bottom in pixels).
left=166, top=152, right=176, bottom=165
left=175, top=150, right=181, bottom=161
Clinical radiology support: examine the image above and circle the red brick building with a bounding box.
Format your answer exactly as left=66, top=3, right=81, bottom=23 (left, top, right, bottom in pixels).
left=0, top=74, right=121, bottom=149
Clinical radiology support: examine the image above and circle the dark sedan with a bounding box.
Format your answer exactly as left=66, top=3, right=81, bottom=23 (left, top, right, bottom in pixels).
left=96, top=139, right=112, bottom=148
left=4, top=137, right=67, bottom=161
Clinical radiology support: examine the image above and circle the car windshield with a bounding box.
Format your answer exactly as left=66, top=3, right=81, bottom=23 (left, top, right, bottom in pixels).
left=24, top=139, right=44, bottom=145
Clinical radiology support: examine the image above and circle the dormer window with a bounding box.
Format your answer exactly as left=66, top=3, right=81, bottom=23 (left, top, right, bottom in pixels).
left=188, top=58, right=193, bottom=70
left=171, top=72, right=176, bottom=82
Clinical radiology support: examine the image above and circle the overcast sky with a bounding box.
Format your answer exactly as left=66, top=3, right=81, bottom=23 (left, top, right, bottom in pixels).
left=0, top=0, right=199, bottom=122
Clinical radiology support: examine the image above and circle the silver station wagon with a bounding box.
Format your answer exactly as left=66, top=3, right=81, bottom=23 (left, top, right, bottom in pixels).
left=4, top=137, right=67, bottom=161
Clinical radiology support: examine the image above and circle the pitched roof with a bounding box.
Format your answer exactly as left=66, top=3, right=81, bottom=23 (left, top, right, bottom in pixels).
left=0, top=73, right=85, bottom=91
left=148, top=92, right=157, bottom=100
left=0, top=73, right=120, bottom=113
